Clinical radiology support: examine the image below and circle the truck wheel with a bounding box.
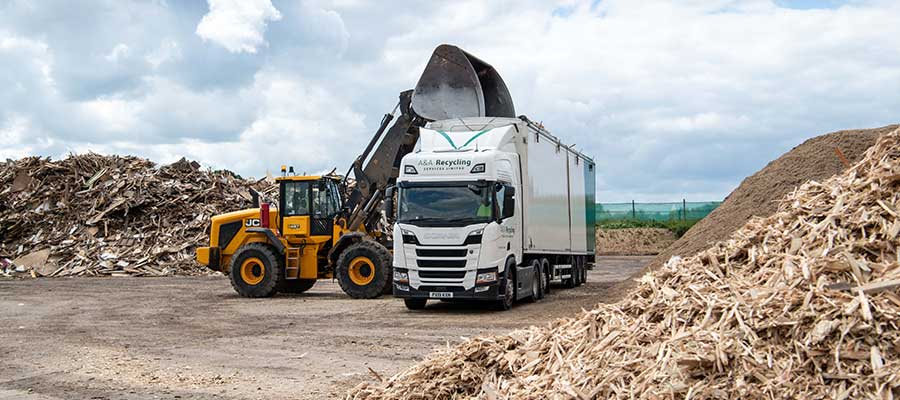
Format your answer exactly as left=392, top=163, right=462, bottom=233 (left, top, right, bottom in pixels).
left=493, top=258, right=516, bottom=311
left=540, top=258, right=551, bottom=295
left=531, top=259, right=545, bottom=300
left=576, top=257, right=585, bottom=286
left=336, top=241, right=391, bottom=299
left=404, top=298, right=427, bottom=310
left=581, top=258, right=588, bottom=284
left=279, top=279, right=316, bottom=294
left=229, top=243, right=283, bottom=298
left=563, top=257, right=577, bottom=288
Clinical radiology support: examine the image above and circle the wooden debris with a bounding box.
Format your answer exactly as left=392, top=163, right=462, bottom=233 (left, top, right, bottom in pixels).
left=348, top=128, right=900, bottom=399
left=0, top=154, right=275, bottom=277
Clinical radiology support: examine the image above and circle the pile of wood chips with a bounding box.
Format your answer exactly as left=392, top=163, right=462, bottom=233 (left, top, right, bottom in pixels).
left=1, top=154, right=274, bottom=277
left=349, top=128, right=900, bottom=399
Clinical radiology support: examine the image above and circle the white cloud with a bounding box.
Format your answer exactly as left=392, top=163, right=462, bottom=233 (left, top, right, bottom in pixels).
left=145, top=40, right=181, bottom=69
left=195, top=0, right=282, bottom=54
left=105, top=43, right=130, bottom=63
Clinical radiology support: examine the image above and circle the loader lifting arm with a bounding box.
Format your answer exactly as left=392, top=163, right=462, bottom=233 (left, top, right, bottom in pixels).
left=343, top=90, right=423, bottom=233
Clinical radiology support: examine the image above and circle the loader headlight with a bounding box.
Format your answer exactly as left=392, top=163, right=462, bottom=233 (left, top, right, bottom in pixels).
left=476, top=272, right=497, bottom=284
left=393, top=270, right=409, bottom=283
left=470, top=163, right=485, bottom=173
left=404, top=165, right=418, bottom=175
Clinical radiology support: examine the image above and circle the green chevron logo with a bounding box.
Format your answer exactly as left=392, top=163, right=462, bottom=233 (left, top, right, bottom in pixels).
left=436, top=129, right=489, bottom=149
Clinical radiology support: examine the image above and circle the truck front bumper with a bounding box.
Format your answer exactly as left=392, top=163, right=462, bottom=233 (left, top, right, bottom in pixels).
left=392, top=282, right=501, bottom=301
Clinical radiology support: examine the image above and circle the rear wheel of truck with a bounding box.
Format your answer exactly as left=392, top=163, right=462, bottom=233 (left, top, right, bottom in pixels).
left=230, top=243, right=283, bottom=298
left=336, top=241, right=391, bottom=299
left=279, top=279, right=316, bottom=294
left=576, top=257, right=586, bottom=287
left=563, top=257, right=577, bottom=288
left=493, top=258, right=516, bottom=311
left=526, top=263, right=541, bottom=303
left=540, top=258, right=551, bottom=295
left=531, top=259, right=544, bottom=300
left=404, top=298, right=427, bottom=310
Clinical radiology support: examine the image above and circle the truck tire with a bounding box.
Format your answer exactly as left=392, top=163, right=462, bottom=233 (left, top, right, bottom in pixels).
left=230, top=243, right=283, bottom=298
left=336, top=240, right=391, bottom=299
left=563, top=257, right=577, bottom=288
left=404, top=298, right=427, bottom=310
left=581, top=257, right=588, bottom=284
left=576, top=257, right=586, bottom=286
left=279, top=279, right=316, bottom=294
left=493, top=258, right=516, bottom=311
left=540, top=258, right=551, bottom=295
left=531, top=259, right=545, bottom=300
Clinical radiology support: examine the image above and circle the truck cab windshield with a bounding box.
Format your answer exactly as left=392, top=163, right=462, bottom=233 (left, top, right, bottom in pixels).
left=398, top=184, right=493, bottom=226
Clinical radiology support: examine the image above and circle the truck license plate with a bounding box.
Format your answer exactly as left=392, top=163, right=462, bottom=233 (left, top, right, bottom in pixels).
left=429, top=292, right=453, bottom=299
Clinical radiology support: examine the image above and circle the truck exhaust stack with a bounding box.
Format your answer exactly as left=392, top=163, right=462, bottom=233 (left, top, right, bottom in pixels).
left=412, top=44, right=516, bottom=121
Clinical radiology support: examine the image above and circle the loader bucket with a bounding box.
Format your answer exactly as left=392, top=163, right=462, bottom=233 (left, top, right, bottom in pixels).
left=411, top=44, right=515, bottom=121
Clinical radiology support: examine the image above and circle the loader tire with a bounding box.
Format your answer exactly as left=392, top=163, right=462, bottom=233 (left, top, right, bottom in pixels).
left=280, top=279, right=316, bottom=294
left=336, top=241, right=391, bottom=299
left=230, top=243, right=283, bottom=298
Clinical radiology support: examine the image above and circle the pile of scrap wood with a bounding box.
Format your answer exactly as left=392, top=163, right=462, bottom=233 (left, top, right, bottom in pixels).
left=349, top=128, right=900, bottom=399
left=1, top=154, right=274, bottom=277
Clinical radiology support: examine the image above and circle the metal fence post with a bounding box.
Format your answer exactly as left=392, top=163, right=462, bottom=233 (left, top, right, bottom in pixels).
left=632, top=200, right=636, bottom=220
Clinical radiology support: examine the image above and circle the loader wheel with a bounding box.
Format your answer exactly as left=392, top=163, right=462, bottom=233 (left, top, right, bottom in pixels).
left=230, top=243, right=283, bottom=298
left=336, top=241, right=391, bottom=299
left=280, top=279, right=316, bottom=294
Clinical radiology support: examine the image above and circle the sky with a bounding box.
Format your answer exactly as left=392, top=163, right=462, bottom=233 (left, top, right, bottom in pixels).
left=1, top=0, right=898, bottom=202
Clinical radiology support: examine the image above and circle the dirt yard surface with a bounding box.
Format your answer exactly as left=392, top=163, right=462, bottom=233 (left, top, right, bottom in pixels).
left=0, top=256, right=650, bottom=400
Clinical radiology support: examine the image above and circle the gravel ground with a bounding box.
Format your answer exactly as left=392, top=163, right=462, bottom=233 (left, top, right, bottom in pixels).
left=0, top=256, right=650, bottom=400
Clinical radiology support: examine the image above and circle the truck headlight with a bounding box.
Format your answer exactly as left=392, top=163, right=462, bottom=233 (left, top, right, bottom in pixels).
left=476, top=272, right=497, bottom=284
left=393, top=270, right=409, bottom=283
left=464, top=229, right=483, bottom=245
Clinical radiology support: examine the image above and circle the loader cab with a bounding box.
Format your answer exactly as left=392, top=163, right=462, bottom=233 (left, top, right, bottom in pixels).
left=277, top=176, right=342, bottom=238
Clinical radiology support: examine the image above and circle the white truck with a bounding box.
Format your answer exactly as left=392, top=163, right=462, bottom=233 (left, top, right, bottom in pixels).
left=385, top=116, right=596, bottom=310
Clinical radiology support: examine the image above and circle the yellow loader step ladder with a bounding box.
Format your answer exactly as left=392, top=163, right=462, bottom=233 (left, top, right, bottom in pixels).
left=285, top=247, right=301, bottom=280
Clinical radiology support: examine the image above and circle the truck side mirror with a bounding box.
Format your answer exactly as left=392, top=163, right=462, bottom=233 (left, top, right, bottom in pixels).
left=502, top=186, right=515, bottom=220
left=383, top=186, right=396, bottom=221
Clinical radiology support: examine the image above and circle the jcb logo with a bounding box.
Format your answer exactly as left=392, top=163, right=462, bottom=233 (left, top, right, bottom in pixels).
left=245, top=218, right=261, bottom=227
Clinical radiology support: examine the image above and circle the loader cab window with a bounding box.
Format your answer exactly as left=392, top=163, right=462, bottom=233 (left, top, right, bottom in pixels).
left=312, top=180, right=341, bottom=218
left=282, top=181, right=311, bottom=216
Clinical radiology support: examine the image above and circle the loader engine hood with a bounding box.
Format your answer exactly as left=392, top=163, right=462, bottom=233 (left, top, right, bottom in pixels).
left=411, top=44, right=515, bottom=121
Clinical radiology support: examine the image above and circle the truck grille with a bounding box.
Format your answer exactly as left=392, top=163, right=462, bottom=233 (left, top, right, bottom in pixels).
left=416, top=248, right=468, bottom=257
left=417, top=259, right=466, bottom=269
left=418, top=270, right=466, bottom=279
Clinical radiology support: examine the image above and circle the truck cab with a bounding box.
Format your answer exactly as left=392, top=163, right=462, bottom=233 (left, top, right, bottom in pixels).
left=390, top=118, right=531, bottom=310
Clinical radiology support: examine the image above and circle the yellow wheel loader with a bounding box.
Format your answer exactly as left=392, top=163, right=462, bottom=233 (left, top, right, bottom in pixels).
left=194, top=44, right=516, bottom=298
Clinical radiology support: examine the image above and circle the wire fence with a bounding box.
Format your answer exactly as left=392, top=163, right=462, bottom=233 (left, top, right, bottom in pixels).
left=597, top=201, right=721, bottom=222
